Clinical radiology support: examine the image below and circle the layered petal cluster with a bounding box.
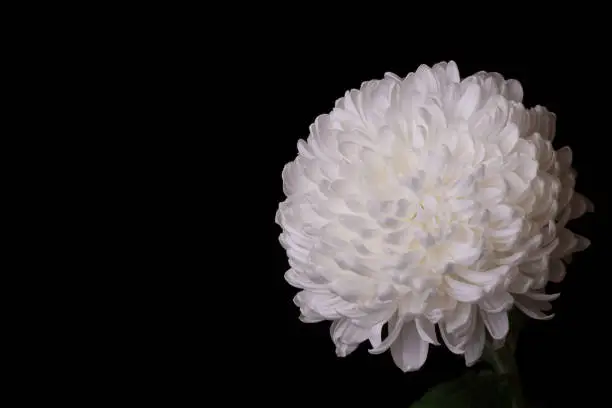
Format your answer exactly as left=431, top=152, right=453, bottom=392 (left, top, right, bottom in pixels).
left=276, top=61, right=592, bottom=372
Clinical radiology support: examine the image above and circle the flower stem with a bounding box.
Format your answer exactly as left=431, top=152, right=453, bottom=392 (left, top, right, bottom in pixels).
left=486, top=344, right=527, bottom=408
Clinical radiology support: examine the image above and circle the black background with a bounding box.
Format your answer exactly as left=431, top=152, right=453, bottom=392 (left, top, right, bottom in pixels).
left=20, top=11, right=611, bottom=407
left=249, top=41, right=609, bottom=407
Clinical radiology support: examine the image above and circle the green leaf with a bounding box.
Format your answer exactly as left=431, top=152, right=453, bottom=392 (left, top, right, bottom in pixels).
left=410, top=372, right=512, bottom=408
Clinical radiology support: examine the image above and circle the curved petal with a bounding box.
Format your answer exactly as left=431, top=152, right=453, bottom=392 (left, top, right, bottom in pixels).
left=480, top=310, right=509, bottom=340
left=369, top=322, right=384, bottom=348
left=416, top=317, right=439, bottom=345
left=330, top=318, right=372, bottom=357
left=445, top=302, right=472, bottom=333
left=464, top=318, right=485, bottom=366
left=440, top=305, right=477, bottom=354
left=444, top=276, right=483, bottom=302
left=369, top=313, right=407, bottom=355
left=548, top=259, right=566, bottom=283
left=390, top=320, right=429, bottom=372
left=335, top=343, right=358, bottom=357
left=524, top=291, right=560, bottom=301
left=515, top=296, right=554, bottom=320
left=479, top=291, right=514, bottom=313
left=284, top=269, right=328, bottom=291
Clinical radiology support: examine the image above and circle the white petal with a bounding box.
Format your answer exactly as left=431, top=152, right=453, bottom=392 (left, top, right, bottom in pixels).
left=335, top=343, right=357, bottom=357
left=556, top=146, right=573, bottom=170
left=299, top=311, right=325, bottom=323
left=452, top=266, right=505, bottom=289
left=515, top=297, right=554, bottom=320
left=308, top=115, right=336, bottom=162
left=569, top=192, right=589, bottom=220
left=505, top=79, right=523, bottom=102
left=351, top=305, right=395, bottom=328
left=464, top=318, right=485, bottom=366
left=498, top=123, right=519, bottom=154
left=369, top=322, right=383, bottom=348
left=415, top=64, right=439, bottom=93
left=284, top=269, right=327, bottom=290
left=479, top=291, right=514, bottom=313
left=431, top=62, right=449, bottom=84
left=328, top=278, right=368, bottom=302
left=440, top=305, right=477, bottom=354
left=524, top=291, right=560, bottom=301
left=338, top=141, right=361, bottom=162
left=369, top=313, right=406, bottom=354
left=331, top=318, right=371, bottom=344
left=295, top=291, right=360, bottom=320
left=552, top=228, right=577, bottom=258
left=574, top=234, right=591, bottom=252
left=456, top=83, right=481, bottom=119
left=480, top=310, right=509, bottom=340
left=390, top=320, right=429, bottom=372
left=384, top=72, right=401, bottom=82
left=445, top=302, right=472, bottom=333
left=508, top=272, right=533, bottom=294
left=532, top=105, right=556, bottom=141
left=446, top=61, right=460, bottom=83
left=444, top=275, right=483, bottom=302
left=548, top=259, right=566, bottom=283
left=330, top=318, right=372, bottom=357
left=297, top=138, right=315, bottom=159
left=416, top=317, right=439, bottom=345
left=281, top=162, right=302, bottom=196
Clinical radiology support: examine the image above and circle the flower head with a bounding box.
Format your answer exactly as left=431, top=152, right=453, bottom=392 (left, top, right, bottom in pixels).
left=276, top=61, right=592, bottom=372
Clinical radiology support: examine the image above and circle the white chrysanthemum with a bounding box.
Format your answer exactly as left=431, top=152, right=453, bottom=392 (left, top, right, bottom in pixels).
left=276, top=61, right=592, bottom=372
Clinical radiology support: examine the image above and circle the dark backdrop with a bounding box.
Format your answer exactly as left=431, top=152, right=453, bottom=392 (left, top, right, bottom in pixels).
left=254, top=44, right=609, bottom=407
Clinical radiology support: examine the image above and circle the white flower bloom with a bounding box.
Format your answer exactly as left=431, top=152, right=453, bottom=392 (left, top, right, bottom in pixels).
left=276, top=61, right=593, bottom=372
